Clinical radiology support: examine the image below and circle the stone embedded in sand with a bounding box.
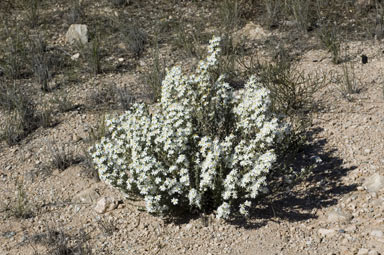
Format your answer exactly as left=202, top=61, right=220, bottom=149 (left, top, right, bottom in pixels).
left=327, top=208, right=353, bottom=224
left=363, top=173, right=384, bottom=193
left=94, top=197, right=118, bottom=214
left=232, top=22, right=269, bottom=47
left=318, top=228, right=336, bottom=238
left=357, top=248, right=369, bottom=255
left=370, top=230, right=384, bottom=238
left=72, top=187, right=100, bottom=204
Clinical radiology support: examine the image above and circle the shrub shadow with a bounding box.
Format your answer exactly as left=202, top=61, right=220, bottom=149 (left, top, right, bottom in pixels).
left=229, top=127, right=357, bottom=229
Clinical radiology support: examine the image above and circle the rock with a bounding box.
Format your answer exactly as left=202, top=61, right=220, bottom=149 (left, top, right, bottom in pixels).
left=368, top=250, right=379, bottom=255
left=357, top=248, right=369, bottom=255
left=94, top=197, right=118, bottom=214
left=318, top=228, right=336, bottom=238
left=71, top=53, right=80, bottom=60
left=65, top=24, right=88, bottom=44
left=117, top=42, right=127, bottom=50
left=72, top=186, right=100, bottom=204
left=363, top=173, right=384, bottom=193
left=72, top=133, right=81, bottom=142
left=345, top=225, right=357, bottom=233
left=185, top=223, right=193, bottom=231
left=2, top=231, right=16, bottom=239
left=232, top=22, right=269, bottom=46
left=327, top=208, right=353, bottom=224
left=370, top=230, right=384, bottom=238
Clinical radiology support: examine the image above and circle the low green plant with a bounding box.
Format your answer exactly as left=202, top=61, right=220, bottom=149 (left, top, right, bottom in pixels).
left=145, top=38, right=166, bottom=102
left=219, top=0, right=240, bottom=32
left=242, top=48, right=327, bottom=120
left=0, top=85, right=40, bottom=145
left=114, top=84, right=135, bottom=110
left=29, top=35, right=50, bottom=92
left=51, top=90, right=76, bottom=113
left=38, top=103, right=55, bottom=128
left=174, top=20, right=203, bottom=58
left=121, top=23, right=147, bottom=58
left=80, top=146, right=100, bottom=181
left=90, top=36, right=290, bottom=219
left=110, top=0, right=126, bottom=7
left=337, top=62, right=361, bottom=101
left=79, top=35, right=102, bottom=76
left=86, top=83, right=116, bottom=109
left=67, top=0, right=84, bottom=24
left=87, top=115, right=108, bottom=144
left=31, top=224, right=92, bottom=255
left=263, top=0, right=284, bottom=28
left=5, top=179, right=33, bottom=219
left=318, top=23, right=341, bottom=64
left=90, top=37, right=102, bottom=76
left=288, top=0, right=314, bottom=32
left=22, top=0, right=41, bottom=28
left=0, top=21, right=29, bottom=79
left=0, top=82, right=23, bottom=111
left=381, top=74, right=384, bottom=99
left=96, top=216, right=117, bottom=236
left=2, top=111, right=26, bottom=146
left=49, top=141, right=80, bottom=171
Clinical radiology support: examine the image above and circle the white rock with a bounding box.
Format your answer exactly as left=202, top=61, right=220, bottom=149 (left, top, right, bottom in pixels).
left=357, top=248, right=369, bottom=255
left=368, top=250, right=379, bottom=255
left=185, top=223, right=193, bottom=230
left=363, top=173, right=384, bottom=193
left=345, top=225, right=357, bottom=233
left=327, top=208, right=353, bottom=223
left=72, top=187, right=100, bottom=204
left=94, top=197, right=117, bottom=214
left=318, top=228, right=336, bottom=238
left=71, top=53, right=80, bottom=60
left=233, top=22, right=269, bottom=46
left=65, top=24, right=88, bottom=44
left=370, top=230, right=384, bottom=238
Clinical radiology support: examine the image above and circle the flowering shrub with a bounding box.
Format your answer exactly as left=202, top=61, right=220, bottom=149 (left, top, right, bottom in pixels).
left=90, top=36, right=289, bottom=219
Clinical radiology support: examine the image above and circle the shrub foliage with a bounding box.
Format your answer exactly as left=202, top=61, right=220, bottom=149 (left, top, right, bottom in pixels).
left=90, top=37, right=289, bottom=219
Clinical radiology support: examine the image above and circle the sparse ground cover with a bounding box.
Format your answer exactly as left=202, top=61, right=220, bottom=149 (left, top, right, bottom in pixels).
left=1, top=0, right=384, bottom=254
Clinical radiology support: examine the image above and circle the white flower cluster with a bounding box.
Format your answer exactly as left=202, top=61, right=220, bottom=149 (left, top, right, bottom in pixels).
left=90, top=36, right=289, bottom=219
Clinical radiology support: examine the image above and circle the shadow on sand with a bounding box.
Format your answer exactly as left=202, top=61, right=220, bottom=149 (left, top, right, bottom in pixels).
left=229, top=127, right=357, bottom=229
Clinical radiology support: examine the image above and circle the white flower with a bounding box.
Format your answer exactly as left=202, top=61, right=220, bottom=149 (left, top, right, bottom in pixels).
left=216, top=202, right=231, bottom=219
left=171, top=198, right=178, bottom=205
left=90, top=35, right=289, bottom=219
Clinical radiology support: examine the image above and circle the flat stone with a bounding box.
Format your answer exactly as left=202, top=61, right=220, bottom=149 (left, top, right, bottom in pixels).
left=345, top=225, right=357, bottom=233
left=233, top=22, right=270, bottom=46
left=327, top=208, right=353, bottom=223
left=72, top=186, right=100, bottom=204
left=363, top=173, right=384, bottom=193
left=71, top=53, right=80, bottom=60
left=357, top=248, right=369, bottom=255
left=94, top=197, right=117, bottom=214
left=318, top=228, right=336, bottom=238
left=370, top=230, right=384, bottom=238
left=2, top=231, right=16, bottom=239
left=65, top=24, right=88, bottom=45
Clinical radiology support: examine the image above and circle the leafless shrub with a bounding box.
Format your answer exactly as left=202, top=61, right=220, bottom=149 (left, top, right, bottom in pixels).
left=48, top=141, right=81, bottom=171
left=29, top=35, right=51, bottom=92
left=30, top=223, right=92, bottom=255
